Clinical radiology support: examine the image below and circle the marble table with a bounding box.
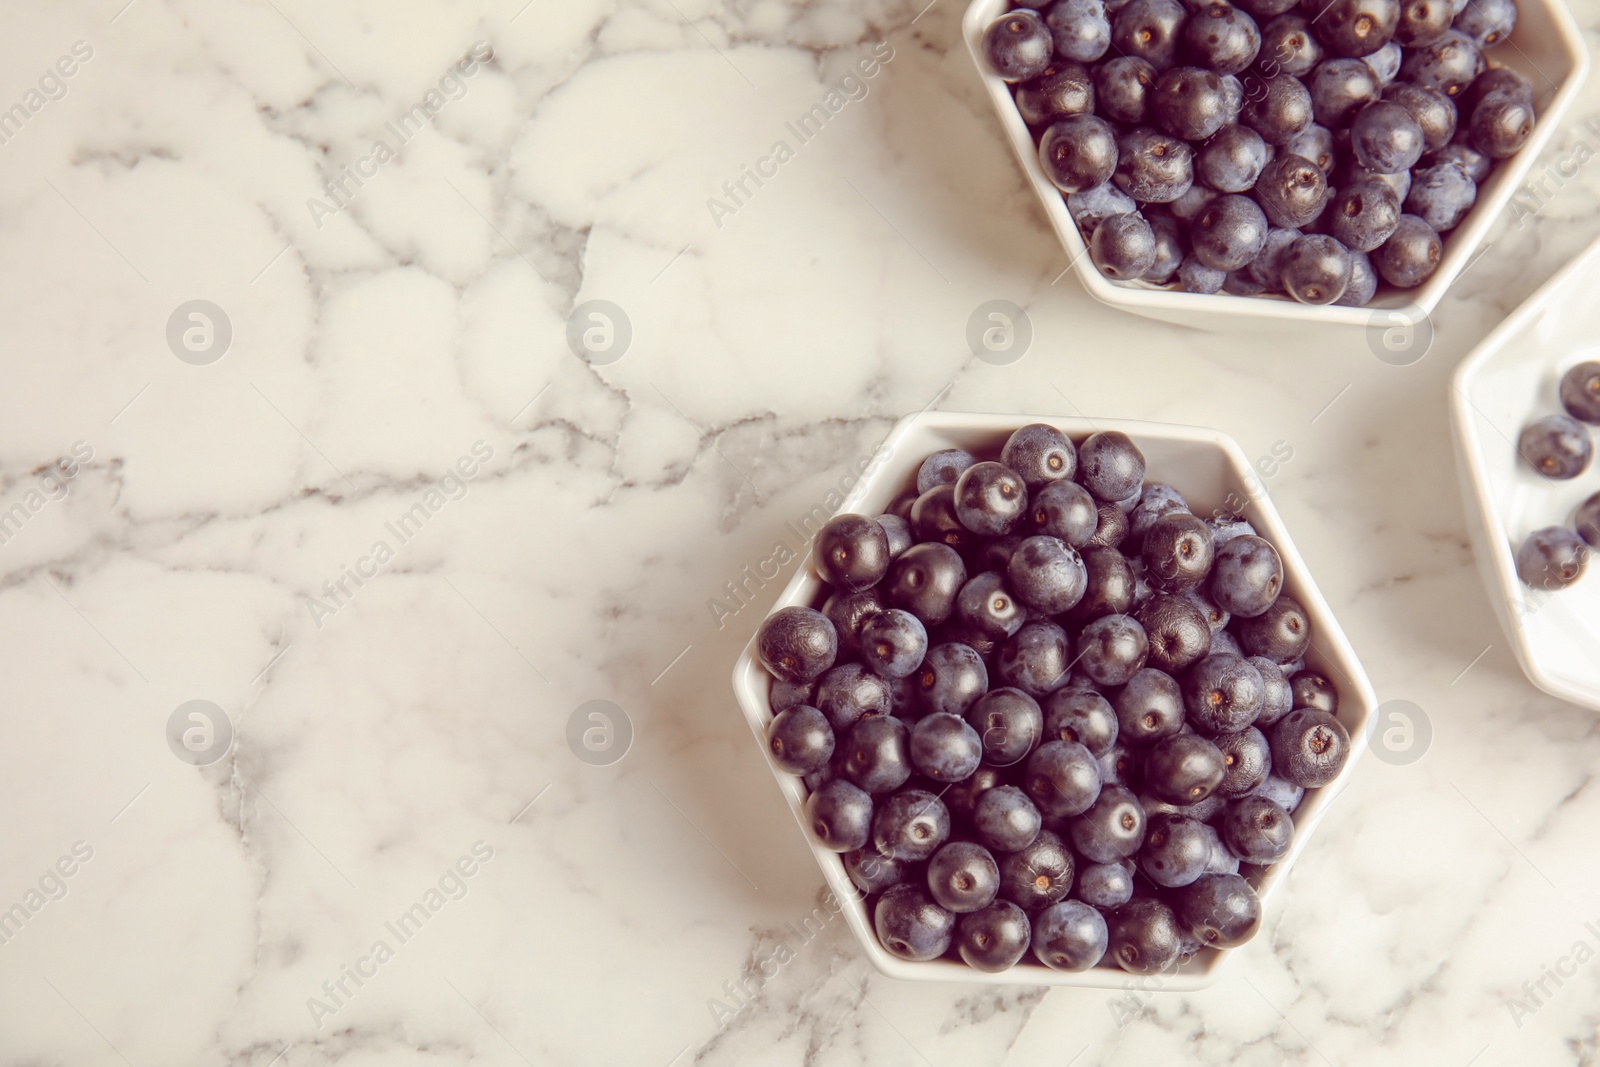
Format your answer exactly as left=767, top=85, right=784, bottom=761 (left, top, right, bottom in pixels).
left=3, top=1, right=1600, bottom=1063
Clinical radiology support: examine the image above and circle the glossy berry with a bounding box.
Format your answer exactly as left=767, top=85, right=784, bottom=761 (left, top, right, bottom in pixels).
left=927, top=840, right=1001, bottom=913
left=1196, top=124, right=1271, bottom=194
left=946, top=765, right=1006, bottom=824
left=1470, top=89, right=1535, bottom=158
left=984, top=10, right=1055, bottom=82
left=910, top=484, right=970, bottom=549
left=1308, top=58, right=1379, bottom=126
left=1145, top=732, right=1228, bottom=804
left=1518, top=414, right=1593, bottom=480
left=1076, top=861, right=1135, bottom=908
left=910, top=712, right=984, bottom=782
left=1241, top=226, right=1301, bottom=291
left=766, top=705, right=835, bottom=775
left=807, top=778, right=873, bottom=851
left=1173, top=872, right=1261, bottom=947
left=1312, top=0, right=1399, bottom=57
left=1216, top=726, right=1273, bottom=796
left=842, top=714, right=913, bottom=794
left=1463, top=65, right=1535, bottom=113
left=1025, top=739, right=1104, bottom=817
left=1399, top=29, right=1482, bottom=97
left=1095, top=55, right=1159, bottom=124
left=758, top=606, right=838, bottom=684
left=954, top=461, right=1030, bottom=537
left=1221, top=794, right=1294, bottom=861
left=887, top=542, right=967, bottom=625
left=1112, top=0, right=1188, bottom=69
left=1290, top=670, right=1339, bottom=713
left=1270, top=707, right=1350, bottom=786
left=917, top=448, right=975, bottom=494
left=845, top=848, right=911, bottom=895
left=1338, top=248, right=1380, bottom=305
left=1002, top=423, right=1077, bottom=491
left=1114, top=128, right=1194, bottom=203
left=1079, top=432, right=1147, bottom=502
left=1153, top=66, right=1233, bottom=140
left=1044, top=688, right=1121, bottom=755
left=1393, top=0, right=1454, bottom=45
left=1033, top=900, right=1108, bottom=970
left=1078, top=613, right=1151, bottom=686
left=770, top=678, right=814, bottom=714
left=1559, top=361, right=1600, bottom=423
left=875, top=884, right=956, bottom=961
left=1258, top=13, right=1324, bottom=76
left=1185, top=653, right=1267, bottom=733
left=1018, top=63, right=1097, bottom=126
left=813, top=514, right=891, bottom=592
left=1384, top=81, right=1458, bottom=148
left=974, top=784, right=1044, bottom=852
left=1454, top=0, right=1516, bottom=45
left=1329, top=178, right=1402, bottom=251
left=994, top=620, right=1073, bottom=698
left=1373, top=213, right=1442, bottom=287
left=859, top=608, right=929, bottom=679
left=1351, top=100, right=1426, bottom=172
left=1070, top=782, right=1148, bottom=861
left=1425, top=137, right=1491, bottom=183
left=1284, top=121, right=1336, bottom=174
left=1007, top=536, right=1089, bottom=614
left=1040, top=115, right=1121, bottom=193
left=1184, top=3, right=1262, bottom=73
left=1141, top=511, right=1215, bottom=593
left=955, top=572, right=1026, bottom=643
left=1091, top=211, right=1160, bottom=279
left=1049, top=0, right=1115, bottom=61
left=1136, top=593, right=1213, bottom=673
left=1254, top=152, right=1328, bottom=228
left=877, top=514, right=913, bottom=559
left=1000, top=829, right=1076, bottom=908
left=966, top=687, right=1044, bottom=768
left=1071, top=544, right=1138, bottom=624
left=1242, top=75, right=1315, bottom=149
left=1032, top=480, right=1100, bottom=548
left=1282, top=233, right=1353, bottom=303
left=822, top=588, right=884, bottom=661
left=1187, top=193, right=1268, bottom=271
left=1516, top=527, right=1588, bottom=590
left=1209, top=534, right=1284, bottom=617
left=1236, top=594, right=1311, bottom=662
left=1579, top=493, right=1600, bottom=548
left=1115, top=666, right=1188, bottom=745
left=815, top=662, right=893, bottom=730
left=1139, top=814, right=1213, bottom=887
left=1251, top=657, right=1295, bottom=726
left=873, top=789, right=951, bottom=861
left=958, top=900, right=1033, bottom=972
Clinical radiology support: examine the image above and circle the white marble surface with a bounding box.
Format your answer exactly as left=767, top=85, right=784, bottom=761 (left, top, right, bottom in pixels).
left=3, top=0, right=1600, bottom=1064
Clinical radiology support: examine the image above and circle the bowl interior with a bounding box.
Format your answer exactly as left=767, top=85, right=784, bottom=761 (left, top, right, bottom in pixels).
left=1452, top=235, right=1600, bottom=711
left=961, top=0, right=1589, bottom=331
left=732, top=411, right=1377, bottom=988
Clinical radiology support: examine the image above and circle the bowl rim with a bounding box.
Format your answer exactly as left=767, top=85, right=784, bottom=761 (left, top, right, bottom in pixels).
left=960, top=0, right=1592, bottom=326
left=1449, top=231, right=1600, bottom=712
left=730, top=410, right=1378, bottom=988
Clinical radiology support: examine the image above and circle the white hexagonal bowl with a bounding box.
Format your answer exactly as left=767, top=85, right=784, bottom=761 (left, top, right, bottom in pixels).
left=1451, top=232, right=1600, bottom=712
left=731, top=411, right=1377, bottom=989
left=962, top=0, right=1589, bottom=332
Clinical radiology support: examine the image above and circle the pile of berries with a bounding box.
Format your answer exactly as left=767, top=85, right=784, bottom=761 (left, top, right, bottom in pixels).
left=1515, top=361, right=1600, bottom=590
left=981, top=0, right=1535, bottom=305
left=754, top=424, right=1353, bottom=974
